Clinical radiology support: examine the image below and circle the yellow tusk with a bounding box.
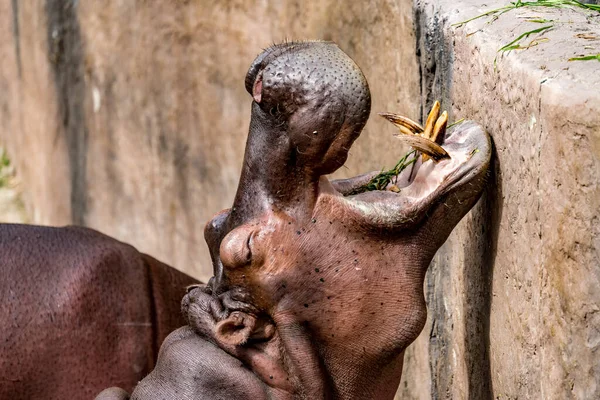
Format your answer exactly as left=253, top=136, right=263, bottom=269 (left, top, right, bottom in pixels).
left=378, top=112, right=424, bottom=134
left=422, top=101, right=441, bottom=140
left=392, top=133, right=450, bottom=162
left=431, top=110, right=448, bottom=144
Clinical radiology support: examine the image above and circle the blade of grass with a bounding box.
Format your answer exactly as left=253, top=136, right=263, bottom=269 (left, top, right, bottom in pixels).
left=0, top=150, right=12, bottom=188
left=526, top=17, right=555, bottom=22
left=568, top=54, right=600, bottom=61
left=448, top=118, right=465, bottom=128
left=452, top=5, right=516, bottom=27
left=498, top=25, right=554, bottom=52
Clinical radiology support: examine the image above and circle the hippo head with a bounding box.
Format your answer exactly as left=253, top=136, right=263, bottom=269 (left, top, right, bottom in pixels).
left=184, top=41, right=491, bottom=399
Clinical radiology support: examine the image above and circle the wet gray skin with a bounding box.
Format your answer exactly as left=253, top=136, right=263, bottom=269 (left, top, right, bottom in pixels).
left=97, top=41, right=490, bottom=400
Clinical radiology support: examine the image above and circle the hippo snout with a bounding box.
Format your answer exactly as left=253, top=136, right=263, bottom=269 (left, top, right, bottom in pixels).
left=244, top=40, right=371, bottom=175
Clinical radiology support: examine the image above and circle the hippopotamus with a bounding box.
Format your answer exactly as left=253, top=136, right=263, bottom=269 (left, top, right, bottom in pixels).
left=0, top=224, right=198, bottom=399
left=98, top=40, right=491, bottom=399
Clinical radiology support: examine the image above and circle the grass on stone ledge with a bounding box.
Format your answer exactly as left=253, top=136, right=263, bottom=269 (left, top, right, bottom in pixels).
left=498, top=24, right=554, bottom=52
left=568, top=53, right=600, bottom=61
left=453, top=0, right=600, bottom=28
left=454, top=0, right=600, bottom=61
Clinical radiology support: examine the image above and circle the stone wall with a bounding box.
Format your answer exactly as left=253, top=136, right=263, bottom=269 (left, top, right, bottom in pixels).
left=398, top=1, right=600, bottom=398
left=0, top=0, right=419, bottom=282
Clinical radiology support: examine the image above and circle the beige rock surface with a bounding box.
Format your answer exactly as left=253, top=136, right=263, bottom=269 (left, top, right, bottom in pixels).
left=399, top=1, right=600, bottom=398
left=0, top=0, right=419, bottom=282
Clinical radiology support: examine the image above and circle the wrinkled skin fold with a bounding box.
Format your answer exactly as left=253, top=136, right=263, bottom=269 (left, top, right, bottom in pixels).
left=98, top=41, right=491, bottom=400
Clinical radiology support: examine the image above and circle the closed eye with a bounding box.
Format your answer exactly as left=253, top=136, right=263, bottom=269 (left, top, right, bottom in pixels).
left=220, top=226, right=258, bottom=270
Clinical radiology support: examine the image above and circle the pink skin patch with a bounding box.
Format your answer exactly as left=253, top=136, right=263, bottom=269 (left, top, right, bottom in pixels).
left=253, top=73, right=263, bottom=104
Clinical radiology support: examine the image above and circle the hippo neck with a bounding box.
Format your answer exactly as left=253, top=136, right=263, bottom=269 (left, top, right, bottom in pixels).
left=273, top=317, right=407, bottom=400
left=229, top=123, right=320, bottom=225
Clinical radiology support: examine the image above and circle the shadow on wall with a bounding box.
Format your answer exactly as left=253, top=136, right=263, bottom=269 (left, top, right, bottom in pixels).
left=461, top=139, right=502, bottom=400
left=424, top=138, right=502, bottom=400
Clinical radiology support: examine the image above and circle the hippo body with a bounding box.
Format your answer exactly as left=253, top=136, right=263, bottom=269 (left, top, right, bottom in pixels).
left=99, top=41, right=491, bottom=399
left=0, top=224, right=197, bottom=399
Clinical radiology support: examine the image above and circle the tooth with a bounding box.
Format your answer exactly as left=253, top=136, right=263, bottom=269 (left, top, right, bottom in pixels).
left=397, top=124, right=417, bottom=136
left=431, top=111, right=448, bottom=144
left=423, top=101, right=441, bottom=140
left=393, top=133, right=450, bottom=162
left=378, top=112, right=424, bottom=134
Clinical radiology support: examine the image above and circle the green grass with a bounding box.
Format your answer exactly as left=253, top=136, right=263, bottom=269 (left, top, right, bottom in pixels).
left=498, top=24, right=554, bottom=52
left=347, top=150, right=417, bottom=195
left=0, top=150, right=12, bottom=188
left=569, top=53, right=600, bottom=61
left=454, top=0, right=600, bottom=61
left=448, top=118, right=465, bottom=128
left=453, top=0, right=600, bottom=28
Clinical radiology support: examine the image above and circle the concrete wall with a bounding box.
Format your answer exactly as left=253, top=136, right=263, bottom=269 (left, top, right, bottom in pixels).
left=0, top=0, right=419, bottom=282
left=398, top=1, right=600, bottom=399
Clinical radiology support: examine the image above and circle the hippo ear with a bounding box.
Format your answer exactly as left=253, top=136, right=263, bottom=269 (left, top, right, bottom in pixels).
left=215, top=311, right=257, bottom=346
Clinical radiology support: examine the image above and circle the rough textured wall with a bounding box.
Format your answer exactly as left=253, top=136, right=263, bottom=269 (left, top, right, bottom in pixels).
left=0, top=0, right=419, bottom=282
left=398, top=1, right=600, bottom=399
left=0, top=1, right=73, bottom=224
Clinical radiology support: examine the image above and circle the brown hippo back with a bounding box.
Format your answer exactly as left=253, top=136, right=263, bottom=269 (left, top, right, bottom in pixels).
left=0, top=223, right=198, bottom=399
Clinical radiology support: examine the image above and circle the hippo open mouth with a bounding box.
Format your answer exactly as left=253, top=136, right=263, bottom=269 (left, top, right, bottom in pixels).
left=395, top=119, right=490, bottom=202
left=334, top=119, right=491, bottom=228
